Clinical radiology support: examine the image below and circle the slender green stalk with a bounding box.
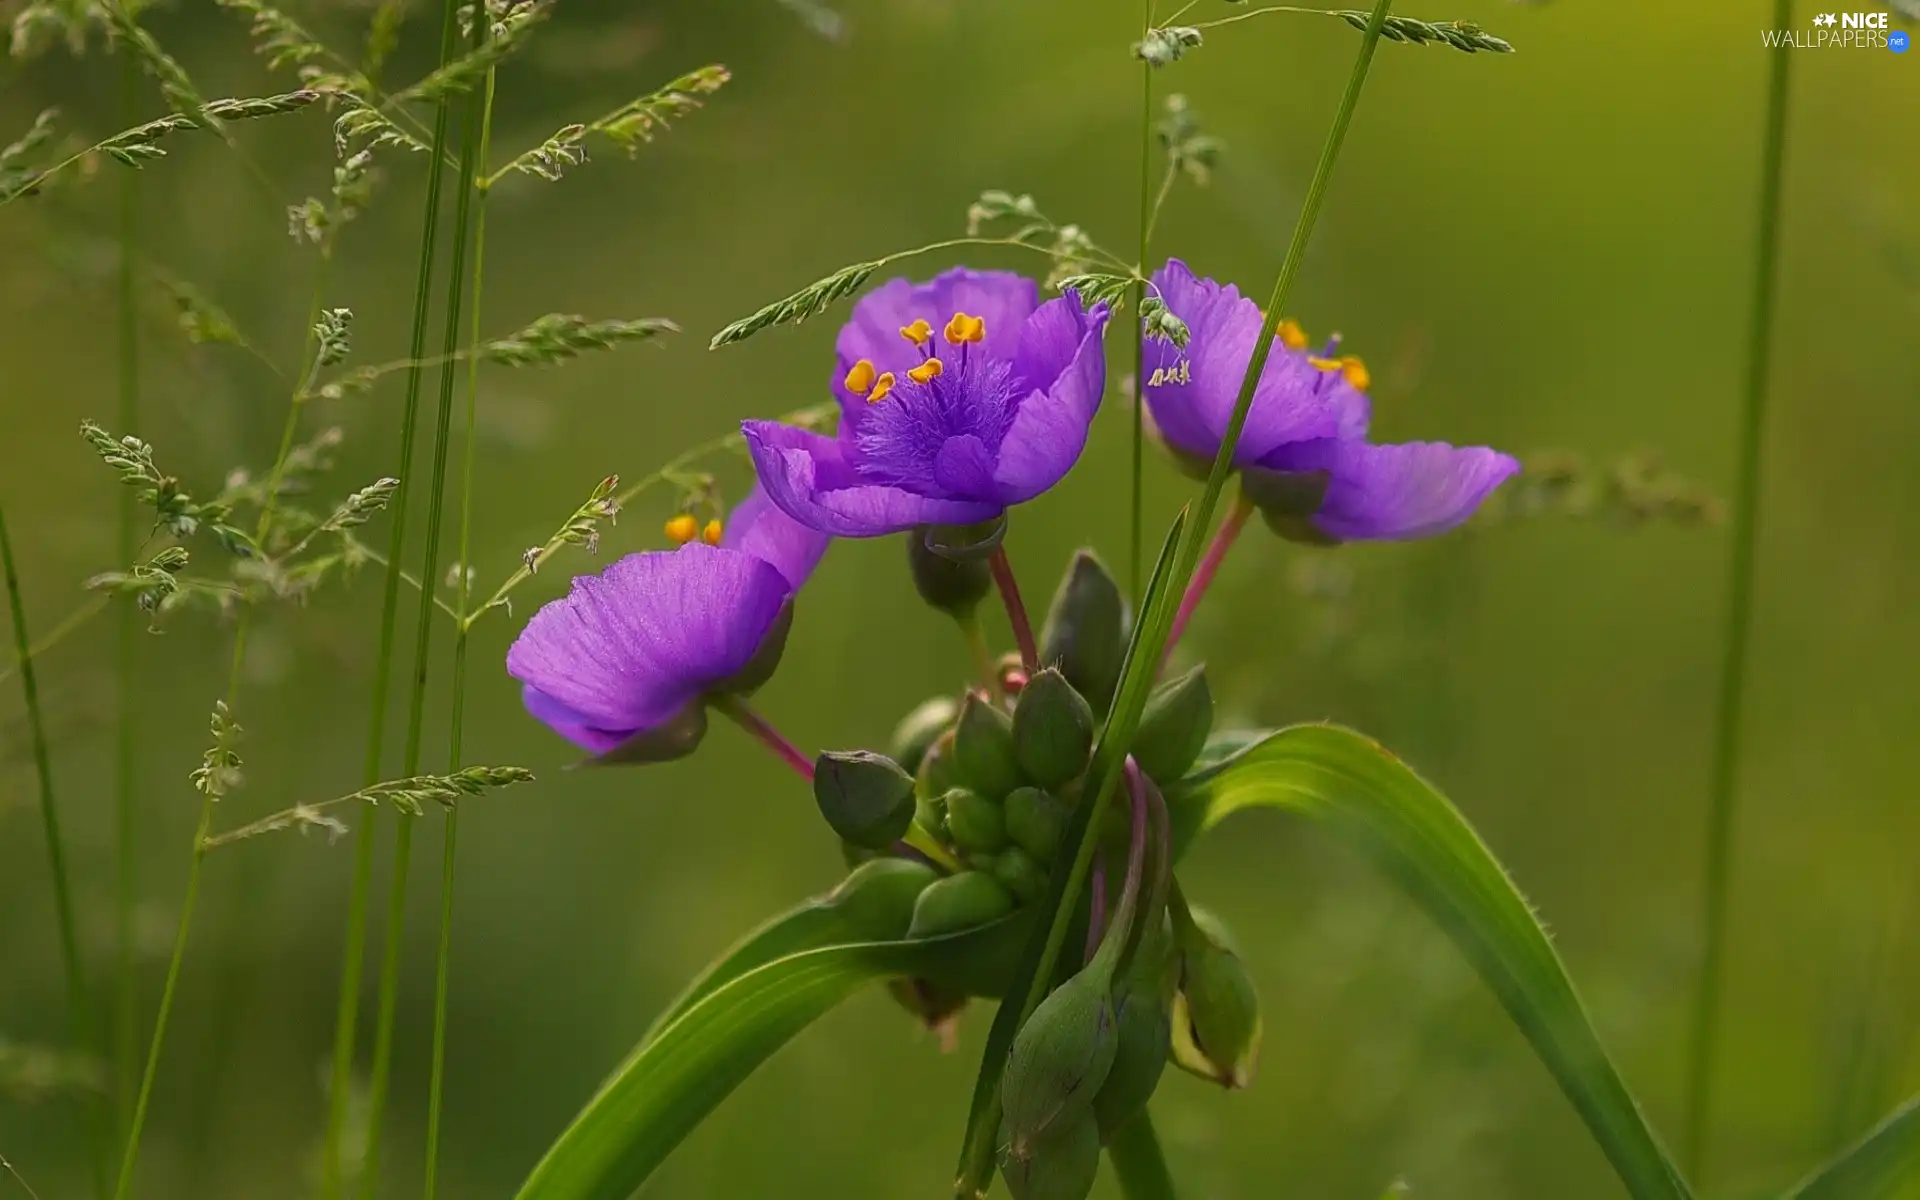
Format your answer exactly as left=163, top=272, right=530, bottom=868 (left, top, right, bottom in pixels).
left=1683, top=0, right=1795, bottom=1177
left=320, top=1, right=470, bottom=1190
left=357, top=7, right=490, bottom=1191
left=957, top=612, right=999, bottom=695
left=956, top=6, right=1397, bottom=1191
left=423, top=59, right=497, bottom=1200
left=1, top=506, right=101, bottom=1198
left=112, top=50, right=143, bottom=1153
left=1129, top=0, right=1155, bottom=603
left=1107, top=1110, right=1179, bottom=1200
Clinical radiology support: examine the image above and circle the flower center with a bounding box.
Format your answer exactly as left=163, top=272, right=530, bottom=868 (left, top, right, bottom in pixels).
left=846, top=311, right=1019, bottom=499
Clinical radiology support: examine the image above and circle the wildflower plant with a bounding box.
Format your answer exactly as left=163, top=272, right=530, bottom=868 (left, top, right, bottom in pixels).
left=1, top=1, right=1915, bottom=1199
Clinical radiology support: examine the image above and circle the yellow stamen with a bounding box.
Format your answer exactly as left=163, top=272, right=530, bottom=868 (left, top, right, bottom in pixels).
left=1277, top=319, right=1308, bottom=352
left=844, top=358, right=878, bottom=396
left=701, top=519, right=724, bottom=545
left=664, top=513, right=699, bottom=545
left=906, top=357, right=944, bottom=384
left=1308, top=354, right=1371, bottom=391
left=943, top=312, right=985, bottom=345
left=900, top=319, right=934, bottom=346
left=867, top=371, right=896, bottom=404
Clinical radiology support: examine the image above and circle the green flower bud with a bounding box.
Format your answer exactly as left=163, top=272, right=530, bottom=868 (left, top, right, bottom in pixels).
left=1092, top=915, right=1178, bottom=1137
left=1004, top=786, right=1071, bottom=862
left=907, top=525, right=994, bottom=617
left=1130, top=665, right=1214, bottom=785
left=907, top=870, right=1016, bottom=939
left=999, top=968, right=1119, bottom=1158
left=1011, top=668, right=1095, bottom=789
left=1240, top=466, right=1340, bottom=545
left=1038, top=551, right=1126, bottom=715
left=887, top=977, right=968, bottom=1044
left=812, top=750, right=917, bottom=851
left=1170, top=905, right=1262, bottom=1089
left=915, top=727, right=959, bottom=801
left=953, top=691, right=1024, bottom=799
left=915, top=788, right=950, bottom=845
left=890, top=695, right=960, bottom=776
left=826, top=857, right=939, bottom=941
left=988, top=845, right=1048, bottom=904
left=945, top=786, right=1009, bottom=854
left=999, top=1113, right=1100, bottom=1200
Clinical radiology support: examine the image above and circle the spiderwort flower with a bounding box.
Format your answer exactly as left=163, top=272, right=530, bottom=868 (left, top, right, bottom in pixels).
left=742, top=267, right=1111, bottom=538
left=506, top=485, right=828, bottom=758
left=1142, top=258, right=1518, bottom=542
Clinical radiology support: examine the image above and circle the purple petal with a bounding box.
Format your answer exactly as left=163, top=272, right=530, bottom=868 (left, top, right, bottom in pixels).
left=1264, top=438, right=1521, bottom=541
left=506, top=546, right=792, bottom=751
left=1142, top=259, right=1360, bottom=465
left=992, top=299, right=1111, bottom=504
left=1010, top=291, right=1102, bottom=394
left=743, top=420, right=1001, bottom=537
left=832, top=268, right=1041, bottom=424
left=722, top=483, right=831, bottom=591
left=934, top=434, right=998, bottom=496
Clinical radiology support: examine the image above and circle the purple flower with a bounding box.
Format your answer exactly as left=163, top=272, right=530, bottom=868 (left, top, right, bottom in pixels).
left=1142, top=258, right=1518, bottom=541
left=506, top=486, right=829, bottom=755
left=743, top=267, right=1110, bottom=538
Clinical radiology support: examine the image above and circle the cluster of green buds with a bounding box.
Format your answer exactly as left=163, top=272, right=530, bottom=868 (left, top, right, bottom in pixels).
left=808, top=537, right=1266, bottom=1198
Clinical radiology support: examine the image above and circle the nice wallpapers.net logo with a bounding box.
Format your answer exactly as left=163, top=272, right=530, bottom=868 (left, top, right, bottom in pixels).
left=1762, top=9, right=1910, bottom=50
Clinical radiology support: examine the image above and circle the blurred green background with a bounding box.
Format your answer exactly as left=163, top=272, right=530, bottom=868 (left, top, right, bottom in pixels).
left=2, top=0, right=1917, bottom=1196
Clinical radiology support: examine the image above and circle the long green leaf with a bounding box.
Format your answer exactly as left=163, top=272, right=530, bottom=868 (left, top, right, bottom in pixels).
left=640, top=899, right=852, bottom=1043
left=514, top=915, right=1026, bottom=1200
left=1166, top=724, right=1691, bottom=1200
left=1784, top=1094, right=1920, bottom=1200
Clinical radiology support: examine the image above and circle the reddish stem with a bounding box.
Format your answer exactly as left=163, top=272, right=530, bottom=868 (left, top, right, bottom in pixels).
left=1085, top=852, right=1108, bottom=964
left=1162, top=493, right=1255, bottom=670
left=988, top=546, right=1039, bottom=674
left=712, top=696, right=814, bottom=783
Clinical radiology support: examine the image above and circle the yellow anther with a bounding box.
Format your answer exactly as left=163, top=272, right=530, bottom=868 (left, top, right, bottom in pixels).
left=1277, top=319, right=1309, bottom=352
left=867, top=371, right=897, bottom=404
left=1308, top=354, right=1371, bottom=391
left=943, top=312, right=986, bottom=345
left=844, top=358, right=878, bottom=396
left=701, top=519, right=724, bottom=545
left=907, top=357, right=944, bottom=385
left=900, top=319, right=934, bottom=346
left=664, top=513, right=699, bottom=545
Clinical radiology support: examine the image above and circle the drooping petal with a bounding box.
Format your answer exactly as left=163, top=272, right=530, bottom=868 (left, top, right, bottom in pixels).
left=743, top=420, right=1000, bottom=537
left=506, top=546, right=792, bottom=751
left=992, top=299, right=1111, bottom=504
left=1141, top=259, right=1353, bottom=465
left=832, top=268, right=1041, bottom=423
left=722, top=483, right=832, bottom=591
left=1261, top=438, right=1521, bottom=541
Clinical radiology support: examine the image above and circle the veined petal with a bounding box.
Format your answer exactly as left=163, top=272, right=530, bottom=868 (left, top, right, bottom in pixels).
left=992, top=300, right=1110, bottom=504
left=1263, top=438, right=1520, bottom=541
left=506, top=546, right=792, bottom=750
left=722, top=483, right=831, bottom=591
left=743, top=420, right=1000, bottom=537
left=833, top=268, right=1041, bottom=422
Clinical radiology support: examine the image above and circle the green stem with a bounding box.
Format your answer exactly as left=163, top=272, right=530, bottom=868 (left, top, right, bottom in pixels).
left=1682, top=0, right=1794, bottom=1178
left=954, top=5, right=1397, bottom=1191
left=1107, top=1110, right=1179, bottom=1200
left=423, top=58, right=496, bottom=1200
left=321, top=0, right=470, bottom=1191
left=1, top=507, right=102, bottom=1197
left=358, top=7, right=490, bottom=1191
left=112, top=45, right=142, bottom=1165
left=957, top=611, right=999, bottom=696
left=1129, top=0, right=1154, bottom=604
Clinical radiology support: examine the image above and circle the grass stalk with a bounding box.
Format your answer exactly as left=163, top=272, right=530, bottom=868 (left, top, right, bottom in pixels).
left=422, top=58, right=497, bottom=1200
left=320, top=1, right=471, bottom=1191
left=1107, top=1110, right=1178, bottom=1200
left=112, top=49, right=143, bottom=1155
left=1, top=507, right=103, bottom=1198
left=1681, top=0, right=1795, bottom=1177
left=1129, top=0, right=1155, bottom=603
left=356, top=5, right=491, bottom=1191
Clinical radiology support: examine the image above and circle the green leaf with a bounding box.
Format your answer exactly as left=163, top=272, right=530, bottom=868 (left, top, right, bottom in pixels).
left=1783, top=1093, right=1920, bottom=1200
left=1165, top=724, right=1691, bottom=1200
left=514, top=909, right=1027, bottom=1200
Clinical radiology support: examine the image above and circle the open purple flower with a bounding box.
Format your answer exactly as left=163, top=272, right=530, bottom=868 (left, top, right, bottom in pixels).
left=506, top=486, right=829, bottom=756
left=743, top=267, right=1110, bottom=538
left=1142, top=258, right=1517, bottom=541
